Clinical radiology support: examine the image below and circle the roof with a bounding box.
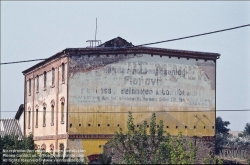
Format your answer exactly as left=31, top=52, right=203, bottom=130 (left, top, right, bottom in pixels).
left=22, top=37, right=220, bottom=74
left=15, top=104, right=24, bottom=120
left=0, top=118, right=23, bottom=140
left=98, top=36, right=134, bottom=48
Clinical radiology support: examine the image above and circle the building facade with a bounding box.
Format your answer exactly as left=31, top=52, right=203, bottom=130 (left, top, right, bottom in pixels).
left=23, top=37, right=220, bottom=160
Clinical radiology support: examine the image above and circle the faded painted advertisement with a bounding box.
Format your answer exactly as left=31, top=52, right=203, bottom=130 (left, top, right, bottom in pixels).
left=69, top=54, right=215, bottom=110
left=68, top=54, right=215, bottom=137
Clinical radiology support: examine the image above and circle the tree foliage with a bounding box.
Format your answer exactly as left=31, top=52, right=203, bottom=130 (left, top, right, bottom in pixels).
left=216, top=116, right=230, bottom=134
left=109, top=112, right=198, bottom=164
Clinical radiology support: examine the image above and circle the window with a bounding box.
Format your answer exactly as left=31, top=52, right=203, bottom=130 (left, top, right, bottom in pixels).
left=44, top=71, right=47, bottom=89
left=51, top=105, right=54, bottom=126
left=36, top=75, right=39, bottom=92
left=61, top=102, right=64, bottom=124
left=36, top=109, right=38, bottom=128
left=28, top=79, right=31, bottom=95
left=52, top=68, right=55, bottom=87
left=28, top=108, right=31, bottom=129
left=59, top=143, right=64, bottom=158
left=43, top=107, right=46, bottom=127
left=50, top=144, right=54, bottom=154
left=62, top=63, right=65, bottom=83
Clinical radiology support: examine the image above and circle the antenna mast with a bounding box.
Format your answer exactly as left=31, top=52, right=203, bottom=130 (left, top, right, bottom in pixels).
left=95, top=17, right=97, bottom=47
left=86, top=17, right=101, bottom=48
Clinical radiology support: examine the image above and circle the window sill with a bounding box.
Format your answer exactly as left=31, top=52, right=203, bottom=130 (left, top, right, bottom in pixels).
left=35, top=125, right=38, bottom=128
left=50, top=85, right=55, bottom=88
left=50, top=123, right=54, bottom=126
left=36, top=91, right=39, bottom=94
left=43, top=124, right=46, bottom=127
left=28, top=93, right=31, bottom=96
left=28, top=126, right=31, bottom=129
left=43, top=88, right=46, bottom=91
left=61, top=121, right=64, bottom=124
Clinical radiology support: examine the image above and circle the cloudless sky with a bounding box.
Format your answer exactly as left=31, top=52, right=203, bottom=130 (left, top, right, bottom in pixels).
left=1, top=1, right=250, bottom=131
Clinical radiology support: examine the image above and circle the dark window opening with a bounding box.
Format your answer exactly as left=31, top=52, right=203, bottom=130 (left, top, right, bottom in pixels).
left=107, top=124, right=110, bottom=127
left=185, top=126, right=187, bottom=129
left=28, top=79, right=31, bottom=95
left=62, top=63, right=65, bottom=82
left=51, top=105, right=54, bottom=126
left=70, top=124, right=72, bottom=128
left=79, top=124, right=81, bottom=127
left=98, top=124, right=100, bottom=127
left=194, top=126, right=196, bottom=129
left=88, top=124, right=91, bottom=126
left=36, top=75, right=39, bottom=92
left=28, top=110, right=31, bottom=129
left=166, top=126, right=169, bottom=128
left=44, top=71, right=47, bottom=89
left=176, top=126, right=178, bottom=129
left=36, top=109, right=38, bottom=128
left=52, top=68, right=55, bottom=86
left=43, top=107, right=46, bottom=127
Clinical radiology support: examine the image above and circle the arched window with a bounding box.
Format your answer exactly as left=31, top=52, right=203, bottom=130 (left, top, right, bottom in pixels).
left=28, top=79, right=31, bottom=95
left=50, top=144, right=54, bottom=154
left=51, top=106, right=54, bottom=125
left=34, top=144, right=38, bottom=150
left=36, top=108, right=38, bottom=128
left=41, top=143, right=46, bottom=151
left=44, top=71, right=47, bottom=89
left=36, top=75, right=39, bottom=92
left=59, top=143, right=64, bottom=158
left=28, top=107, right=31, bottom=129
left=52, top=68, right=55, bottom=86
left=60, top=97, right=65, bottom=124
left=61, top=102, right=64, bottom=124
left=43, top=105, right=46, bottom=127
left=62, top=63, right=65, bottom=83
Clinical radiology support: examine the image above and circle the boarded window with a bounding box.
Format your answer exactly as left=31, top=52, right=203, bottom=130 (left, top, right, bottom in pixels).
left=36, top=75, right=39, bottom=92
left=61, top=102, right=64, bottom=123
left=36, top=109, right=38, bottom=128
left=62, top=63, right=65, bottom=82
left=43, top=107, right=46, bottom=127
left=44, top=71, right=47, bottom=89
left=52, top=68, right=55, bottom=86
left=51, top=105, right=54, bottom=126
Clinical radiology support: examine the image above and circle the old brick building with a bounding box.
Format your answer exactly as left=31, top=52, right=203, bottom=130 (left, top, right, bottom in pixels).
left=23, top=37, right=220, bottom=161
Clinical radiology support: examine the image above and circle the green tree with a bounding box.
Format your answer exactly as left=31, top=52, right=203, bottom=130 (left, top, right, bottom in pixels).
left=215, top=116, right=231, bottom=154
left=109, top=112, right=198, bottom=164
left=216, top=116, right=230, bottom=134
left=242, top=123, right=250, bottom=136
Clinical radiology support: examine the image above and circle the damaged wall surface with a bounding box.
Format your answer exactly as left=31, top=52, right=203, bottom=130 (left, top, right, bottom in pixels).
left=68, top=53, right=216, bottom=156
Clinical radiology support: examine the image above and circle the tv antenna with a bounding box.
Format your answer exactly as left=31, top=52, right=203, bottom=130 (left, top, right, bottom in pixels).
left=86, top=17, right=102, bottom=47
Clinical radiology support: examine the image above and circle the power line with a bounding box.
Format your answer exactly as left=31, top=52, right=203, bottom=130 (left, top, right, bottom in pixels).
left=1, top=23, right=249, bottom=65
left=0, top=58, right=47, bottom=65
left=135, top=24, right=250, bottom=47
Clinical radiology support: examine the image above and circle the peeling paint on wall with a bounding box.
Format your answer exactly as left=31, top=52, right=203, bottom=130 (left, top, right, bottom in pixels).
left=68, top=54, right=216, bottom=137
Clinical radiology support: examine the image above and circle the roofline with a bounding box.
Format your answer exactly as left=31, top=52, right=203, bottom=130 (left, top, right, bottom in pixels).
left=22, top=46, right=220, bottom=74
left=15, top=104, right=24, bottom=120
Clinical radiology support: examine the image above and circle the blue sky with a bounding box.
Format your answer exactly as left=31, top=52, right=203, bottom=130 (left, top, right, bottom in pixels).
left=1, top=1, right=250, bottom=131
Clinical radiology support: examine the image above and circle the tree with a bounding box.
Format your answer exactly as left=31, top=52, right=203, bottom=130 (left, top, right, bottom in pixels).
left=242, top=123, right=250, bottom=136
left=215, top=116, right=231, bottom=154
left=216, top=116, right=230, bottom=134
left=109, top=112, right=198, bottom=164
